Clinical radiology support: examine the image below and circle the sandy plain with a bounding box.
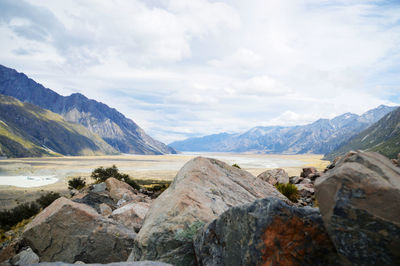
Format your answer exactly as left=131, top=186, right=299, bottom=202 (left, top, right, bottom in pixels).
left=0, top=153, right=329, bottom=210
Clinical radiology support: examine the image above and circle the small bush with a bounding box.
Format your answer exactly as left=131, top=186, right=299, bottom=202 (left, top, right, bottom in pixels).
left=125, top=178, right=140, bottom=190
left=36, top=192, right=60, bottom=208
left=91, top=165, right=129, bottom=183
left=68, top=177, right=86, bottom=190
left=275, top=183, right=299, bottom=203
left=0, top=202, right=39, bottom=231
left=232, top=163, right=241, bottom=169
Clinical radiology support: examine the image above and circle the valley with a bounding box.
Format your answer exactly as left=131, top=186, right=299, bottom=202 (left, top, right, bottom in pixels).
left=0, top=153, right=328, bottom=210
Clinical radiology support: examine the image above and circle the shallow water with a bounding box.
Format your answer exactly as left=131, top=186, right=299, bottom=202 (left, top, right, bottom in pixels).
left=0, top=175, right=58, bottom=187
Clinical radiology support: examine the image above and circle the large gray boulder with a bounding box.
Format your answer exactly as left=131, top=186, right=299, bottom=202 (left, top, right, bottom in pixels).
left=315, top=151, right=400, bottom=265
left=9, top=247, right=39, bottom=265
left=257, top=168, right=289, bottom=185
left=129, top=157, right=289, bottom=266
left=194, top=197, right=338, bottom=266
left=22, top=197, right=136, bottom=263
left=33, top=262, right=172, bottom=266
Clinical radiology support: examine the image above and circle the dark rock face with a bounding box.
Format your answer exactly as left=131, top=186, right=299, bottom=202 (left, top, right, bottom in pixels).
left=0, top=64, right=176, bottom=155
left=21, top=197, right=136, bottom=263
left=33, top=262, right=172, bottom=266
left=315, top=151, right=400, bottom=265
left=72, top=192, right=116, bottom=213
left=129, top=157, right=289, bottom=266
left=194, top=197, right=338, bottom=266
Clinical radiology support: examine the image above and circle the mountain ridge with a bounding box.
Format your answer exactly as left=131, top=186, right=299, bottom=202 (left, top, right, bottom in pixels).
left=324, top=106, right=400, bottom=160
left=0, top=94, right=118, bottom=158
left=0, top=65, right=176, bottom=155
left=170, top=105, right=397, bottom=154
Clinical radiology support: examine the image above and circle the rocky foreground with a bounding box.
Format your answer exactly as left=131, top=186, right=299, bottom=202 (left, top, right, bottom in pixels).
left=1, top=151, right=400, bottom=265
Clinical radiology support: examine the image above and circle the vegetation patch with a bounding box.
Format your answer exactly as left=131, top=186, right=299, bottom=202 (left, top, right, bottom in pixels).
left=91, top=165, right=140, bottom=190
left=0, top=192, right=60, bottom=231
left=275, top=183, right=299, bottom=203
left=68, top=177, right=86, bottom=190
left=175, top=220, right=205, bottom=242
left=232, top=163, right=241, bottom=169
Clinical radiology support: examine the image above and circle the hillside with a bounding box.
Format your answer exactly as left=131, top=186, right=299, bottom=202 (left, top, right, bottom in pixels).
left=324, top=107, right=400, bottom=160
left=170, top=105, right=396, bottom=154
left=0, top=95, right=118, bottom=158
left=0, top=65, right=176, bottom=155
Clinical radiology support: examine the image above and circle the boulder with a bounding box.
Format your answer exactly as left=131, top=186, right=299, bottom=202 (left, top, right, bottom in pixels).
left=300, top=167, right=317, bottom=178
left=295, top=183, right=315, bottom=198
left=111, top=202, right=151, bottom=233
left=72, top=192, right=116, bottom=213
left=129, top=157, right=289, bottom=266
left=315, top=151, right=400, bottom=265
left=22, top=197, right=136, bottom=263
left=91, top=182, right=107, bottom=193
left=33, top=262, right=172, bottom=266
left=106, top=178, right=138, bottom=202
left=194, top=197, right=338, bottom=266
left=10, top=247, right=39, bottom=265
left=99, top=203, right=113, bottom=217
left=257, top=168, right=289, bottom=185
left=299, top=178, right=312, bottom=184
left=289, top=176, right=303, bottom=184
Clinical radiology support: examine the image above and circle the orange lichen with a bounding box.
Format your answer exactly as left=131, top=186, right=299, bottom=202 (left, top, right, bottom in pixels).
left=261, top=216, right=330, bottom=266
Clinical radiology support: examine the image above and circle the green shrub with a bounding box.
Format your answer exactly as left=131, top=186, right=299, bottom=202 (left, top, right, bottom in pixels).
left=91, top=165, right=129, bottom=183
left=275, top=183, right=299, bottom=203
left=232, top=163, right=241, bottom=169
left=175, top=220, right=205, bottom=242
left=125, top=178, right=140, bottom=190
left=0, top=202, right=39, bottom=231
left=68, top=177, right=86, bottom=190
left=36, top=192, right=60, bottom=208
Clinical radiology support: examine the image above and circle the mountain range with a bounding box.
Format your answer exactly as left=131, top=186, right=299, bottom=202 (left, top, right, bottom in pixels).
left=170, top=105, right=397, bottom=155
left=325, top=106, right=400, bottom=160
left=0, top=65, right=176, bottom=155
left=0, top=94, right=117, bottom=157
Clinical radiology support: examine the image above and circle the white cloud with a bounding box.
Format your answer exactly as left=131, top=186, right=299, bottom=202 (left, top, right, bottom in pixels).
left=0, top=0, right=399, bottom=143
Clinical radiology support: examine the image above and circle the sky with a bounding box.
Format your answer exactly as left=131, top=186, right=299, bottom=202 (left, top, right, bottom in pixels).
left=0, top=0, right=400, bottom=144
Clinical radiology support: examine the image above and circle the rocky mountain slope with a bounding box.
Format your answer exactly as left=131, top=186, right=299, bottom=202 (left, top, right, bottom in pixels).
left=170, top=105, right=396, bottom=154
left=0, top=94, right=117, bottom=157
left=0, top=65, right=176, bottom=155
left=325, top=107, right=400, bottom=160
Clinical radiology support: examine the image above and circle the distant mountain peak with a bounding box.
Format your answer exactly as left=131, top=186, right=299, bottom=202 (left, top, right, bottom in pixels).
left=170, top=105, right=397, bottom=154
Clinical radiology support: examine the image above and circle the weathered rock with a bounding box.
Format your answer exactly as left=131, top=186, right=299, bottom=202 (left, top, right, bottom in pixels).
left=289, top=176, right=303, bottom=184
left=106, top=178, right=138, bottom=202
left=299, top=178, right=312, bottom=184
left=300, top=167, right=317, bottom=178
left=22, top=197, right=136, bottom=263
left=10, top=247, right=39, bottom=265
left=91, top=182, right=107, bottom=193
left=72, top=192, right=116, bottom=213
left=32, top=262, right=172, bottom=266
left=257, top=168, right=289, bottom=185
left=194, top=197, right=338, bottom=266
left=295, top=183, right=315, bottom=198
left=69, top=188, right=79, bottom=197
left=99, top=203, right=113, bottom=217
left=129, top=157, right=289, bottom=266
left=308, top=172, right=321, bottom=181
left=111, top=202, right=150, bottom=233
left=315, top=151, right=400, bottom=265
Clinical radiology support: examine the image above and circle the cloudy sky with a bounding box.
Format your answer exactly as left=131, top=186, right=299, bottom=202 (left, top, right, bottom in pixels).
left=1, top=0, right=400, bottom=143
